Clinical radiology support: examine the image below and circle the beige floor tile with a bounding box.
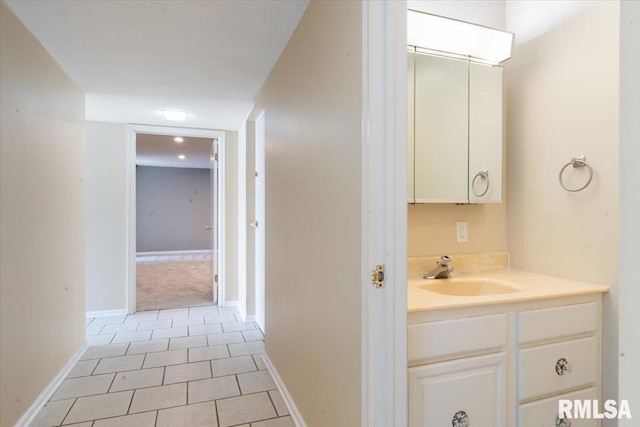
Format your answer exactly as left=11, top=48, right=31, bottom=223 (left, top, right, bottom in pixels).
left=187, top=375, right=240, bottom=404
left=168, top=335, right=208, bottom=350
left=90, top=315, right=127, bottom=325
left=30, top=399, right=74, bottom=427
left=207, top=332, right=245, bottom=346
left=129, top=383, right=187, bottom=414
left=100, top=322, right=140, bottom=334
left=86, top=325, right=104, bottom=336
left=251, top=416, right=295, bottom=427
left=142, top=349, right=188, bottom=368
left=237, top=370, right=276, bottom=395
left=172, top=316, right=205, bottom=327
left=216, top=392, right=277, bottom=427
left=93, top=354, right=144, bottom=374
left=63, top=423, right=93, bottom=427
left=228, top=341, right=264, bottom=357
left=221, top=322, right=257, bottom=333
left=189, top=306, right=219, bottom=317
left=110, top=367, right=164, bottom=392
left=156, top=401, right=218, bottom=427
left=62, top=391, right=133, bottom=424
left=80, top=344, right=128, bottom=360
left=212, top=355, right=257, bottom=377
left=51, top=373, right=115, bottom=401
left=86, top=318, right=95, bottom=326
left=268, top=390, right=290, bottom=416
left=136, top=319, right=172, bottom=331
left=204, top=313, right=237, bottom=324
left=87, top=334, right=115, bottom=346
left=92, top=411, right=157, bottom=427
left=188, top=323, right=223, bottom=336
left=188, top=344, right=229, bottom=362
left=163, top=361, right=211, bottom=384
left=242, top=329, right=265, bottom=342
left=66, top=359, right=99, bottom=378
left=152, top=327, right=188, bottom=340
left=126, top=338, right=169, bottom=355
left=111, top=330, right=152, bottom=344
left=124, top=311, right=159, bottom=323
left=157, top=308, right=189, bottom=320
left=253, top=355, right=267, bottom=370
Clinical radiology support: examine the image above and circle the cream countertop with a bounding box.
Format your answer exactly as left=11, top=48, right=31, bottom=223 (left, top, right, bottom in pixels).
left=408, top=269, right=609, bottom=313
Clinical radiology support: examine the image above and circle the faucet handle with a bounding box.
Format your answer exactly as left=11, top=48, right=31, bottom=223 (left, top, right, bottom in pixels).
left=439, top=255, right=451, bottom=266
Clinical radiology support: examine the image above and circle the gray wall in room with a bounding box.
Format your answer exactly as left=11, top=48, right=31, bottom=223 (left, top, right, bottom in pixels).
left=136, top=166, right=211, bottom=252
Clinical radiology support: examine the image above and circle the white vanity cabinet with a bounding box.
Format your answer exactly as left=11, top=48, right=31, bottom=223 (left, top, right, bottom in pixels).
left=408, top=296, right=603, bottom=427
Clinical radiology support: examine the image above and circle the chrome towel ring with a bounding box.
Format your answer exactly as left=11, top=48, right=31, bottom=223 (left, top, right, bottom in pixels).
left=472, top=170, right=490, bottom=197
left=559, top=156, right=593, bottom=192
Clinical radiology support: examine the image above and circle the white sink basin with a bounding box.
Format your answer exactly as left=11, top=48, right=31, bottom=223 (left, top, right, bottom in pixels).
left=419, top=277, right=523, bottom=296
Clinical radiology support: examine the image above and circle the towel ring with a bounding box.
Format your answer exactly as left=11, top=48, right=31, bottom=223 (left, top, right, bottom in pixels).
left=472, top=170, right=490, bottom=197
left=559, top=156, right=593, bottom=192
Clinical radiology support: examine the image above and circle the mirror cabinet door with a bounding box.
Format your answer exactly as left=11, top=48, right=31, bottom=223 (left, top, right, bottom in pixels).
left=469, top=63, right=503, bottom=203
left=413, top=54, right=469, bottom=203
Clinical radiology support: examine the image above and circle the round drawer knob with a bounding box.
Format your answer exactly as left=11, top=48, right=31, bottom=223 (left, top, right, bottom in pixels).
left=452, top=410, right=470, bottom=427
left=555, top=358, right=572, bottom=376
left=555, top=415, right=572, bottom=427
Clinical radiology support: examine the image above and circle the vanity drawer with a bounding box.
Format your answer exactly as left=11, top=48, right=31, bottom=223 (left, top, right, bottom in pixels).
left=518, top=302, right=598, bottom=344
left=408, top=314, right=507, bottom=362
left=518, top=337, right=598, bottom=401
left=518, top=387, right=599, bottom=427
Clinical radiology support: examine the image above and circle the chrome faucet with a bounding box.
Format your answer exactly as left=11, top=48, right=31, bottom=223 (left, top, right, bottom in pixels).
left=424, top=255, right=454, bottom=279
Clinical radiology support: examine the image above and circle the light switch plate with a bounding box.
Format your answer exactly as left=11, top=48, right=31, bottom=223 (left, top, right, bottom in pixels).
left=456, top=221, right=468, bottom=243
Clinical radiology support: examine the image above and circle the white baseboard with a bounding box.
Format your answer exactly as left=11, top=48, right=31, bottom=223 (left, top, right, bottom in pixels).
left=136, top=249, right=212, bottom=256
left=86, top=308, right=129, bottom=318
left=14, top=342, right=88, bottom=427
left=261, top=352, right=307, bottom=427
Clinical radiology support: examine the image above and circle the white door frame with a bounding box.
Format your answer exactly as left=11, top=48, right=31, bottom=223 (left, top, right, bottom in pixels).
left=361, top=1, right=408, bottom=426
left=254, top=111, right=266, bottom=333
left=126, top=124, right=225, bottom=314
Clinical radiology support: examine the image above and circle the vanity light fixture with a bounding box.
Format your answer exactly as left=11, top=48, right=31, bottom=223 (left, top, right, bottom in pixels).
left=174, top=136, right=184, bottom=143
left=178, top=154, right=186, bottom=160
left=162, top=110, right=188, bottom=121
left=407, top=10, right=514, bottom=65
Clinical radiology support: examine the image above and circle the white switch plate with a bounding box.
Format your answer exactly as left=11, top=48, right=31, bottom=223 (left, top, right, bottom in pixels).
left=456, top=221, right=468, bottom=243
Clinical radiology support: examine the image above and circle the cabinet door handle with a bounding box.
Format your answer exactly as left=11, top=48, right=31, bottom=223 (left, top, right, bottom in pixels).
left=555, top=358, right=571, bottom=375
left=452, top=410, right=470, bottom=427
left=555, top=415, right=572, bottom=427
left=472, top=170, right=490, bottom=197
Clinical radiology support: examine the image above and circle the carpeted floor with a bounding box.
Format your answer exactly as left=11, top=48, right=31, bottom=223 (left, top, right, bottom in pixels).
left=136, top=253, right=214, bottom=311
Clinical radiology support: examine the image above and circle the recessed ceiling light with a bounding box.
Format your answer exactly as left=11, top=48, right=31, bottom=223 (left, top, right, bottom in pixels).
left=178, top=154, right=186, bottom=160
left=174, top=137, right=184, bottom=143
left=163, top=110, right=188, bottom=121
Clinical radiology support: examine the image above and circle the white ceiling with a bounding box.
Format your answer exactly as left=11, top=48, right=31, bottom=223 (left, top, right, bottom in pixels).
left=136, top=133, right=214, bottom=169
left=6, top=0, right=308, bottom=130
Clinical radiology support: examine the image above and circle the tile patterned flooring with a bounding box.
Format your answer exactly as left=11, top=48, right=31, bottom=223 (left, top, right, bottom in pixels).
left=31, top=305, right=293, bottom=427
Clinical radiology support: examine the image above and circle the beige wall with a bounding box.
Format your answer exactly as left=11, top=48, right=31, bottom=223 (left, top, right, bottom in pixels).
left=619, top=1, right=640, bottom=420
left=0, top=3, right=86, bottom=425
left=85, top=121, right=129, bottom=312
left=505, top=1, right=620, bottom=419
left=252, top=1, right=362, bottom=425
left=407, top=0, right=508, bottom=258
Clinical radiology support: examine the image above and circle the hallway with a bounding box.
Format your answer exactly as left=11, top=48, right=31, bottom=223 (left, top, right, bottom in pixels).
left=31, top=306, right=290, bottom=427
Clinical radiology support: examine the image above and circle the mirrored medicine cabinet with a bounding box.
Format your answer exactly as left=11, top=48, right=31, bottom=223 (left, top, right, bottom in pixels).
left=408, top=48, right=504, bottom=204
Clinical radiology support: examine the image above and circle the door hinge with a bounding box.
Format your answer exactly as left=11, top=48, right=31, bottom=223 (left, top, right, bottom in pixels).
left=214, top=153, right=219, bottom=161
left=214, top=274, right=219, bottom=283
left=371, top=265, right=385, bottom=288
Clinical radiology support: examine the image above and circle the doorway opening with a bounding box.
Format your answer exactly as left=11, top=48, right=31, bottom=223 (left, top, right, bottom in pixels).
left=127, top=125, right=225, bottom=313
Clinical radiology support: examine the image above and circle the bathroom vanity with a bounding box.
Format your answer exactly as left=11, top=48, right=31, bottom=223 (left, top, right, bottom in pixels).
left=407, top=255, right=608, bottom=427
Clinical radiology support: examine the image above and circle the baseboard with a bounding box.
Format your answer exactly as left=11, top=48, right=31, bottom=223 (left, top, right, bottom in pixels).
left=136, top=249, right=212, bottom=256
left=86, top=308, right=128, bottom=318
left=261, top=352, right=307, bottom=427
left=14, top=342, right=88, bottom=427
left=222, top=300, right=240, bottom=308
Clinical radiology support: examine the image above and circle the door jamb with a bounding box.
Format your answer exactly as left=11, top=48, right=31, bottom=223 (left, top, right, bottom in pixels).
left=361, top=1, right=408, bottom=426
left=126, top=124, right=225, bottom=314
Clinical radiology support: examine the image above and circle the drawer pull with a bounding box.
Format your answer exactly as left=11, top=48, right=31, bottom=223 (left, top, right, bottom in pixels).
left=555, top=415, right=572, bottom=427
left=555, top=358, right=572, bottom=376
left=452, top=410, right=470, bottom=427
